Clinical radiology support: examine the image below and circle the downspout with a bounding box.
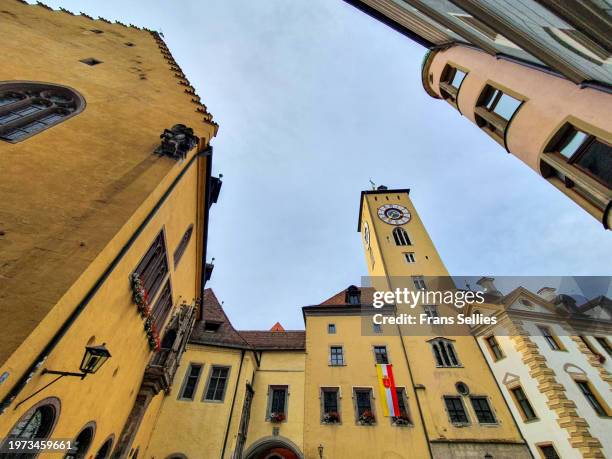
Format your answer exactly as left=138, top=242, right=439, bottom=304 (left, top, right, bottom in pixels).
left=221, top=349, right=245, bottom=459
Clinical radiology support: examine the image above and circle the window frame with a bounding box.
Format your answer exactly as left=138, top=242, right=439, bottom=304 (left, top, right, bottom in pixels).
left=404, top=252, right=416, bottom=264
left=485, top=335, right=504, bottom=361
left=173, top=223, right=194, bottom=269
left=391, top=387, right=412, bottom=426
left=443, top=395, right=470, bottom=425
left=0, top=81, right=86, bottom=143
left=439, top=63, right=468, bottom=108
left=474, top=83, right=524, bottom=147
left=594, top=336, right=612, bottom=357
left=537, top=325, right=565, bottom=351
left=329, top=345, right=345, bottom=366
left=469, top=395, right=497, bottom=425
left=423, top=304, right=439, bottom=318
left=536, top=443, right=561, bottom=459
left=327, top=323, right=336, bottom=334
left=373, top=345, right=390, bottom=364
left=352, top=387, right=376, bottom=425
left=392, top=227, right=411, bottom=246
left=429, top=338, right=461, bottom=368
left=412, top=276, right=427, bottom=290
left=509, top=384, right=538, bottom=422
left=266, top=385, right=289, bottom=422
left=320, top=387, right=341, bottom=424
left=202, top=365, right=231, bottom=403
left=574, top=379, right=610, bottom=417
left=177, top=363, right=203, bottom=401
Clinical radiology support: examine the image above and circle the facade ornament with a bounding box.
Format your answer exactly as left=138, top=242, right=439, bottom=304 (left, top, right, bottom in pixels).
left=154, top=124, right=199, bottom=160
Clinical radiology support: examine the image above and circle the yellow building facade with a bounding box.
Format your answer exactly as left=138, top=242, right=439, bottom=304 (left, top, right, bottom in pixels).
left=0, top=1, right=218, bottom=458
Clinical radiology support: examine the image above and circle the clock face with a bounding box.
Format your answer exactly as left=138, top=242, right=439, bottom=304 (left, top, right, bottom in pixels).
left=377, top=204, right=411, bottom=225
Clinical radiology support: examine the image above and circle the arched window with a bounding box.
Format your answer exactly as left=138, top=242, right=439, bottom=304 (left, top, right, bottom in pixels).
left=430, top=338, right=460, bottom=367
left=392, top=227, right=411, bottom=246
left=5, top=397, right=60, bottom=458
left=94, top=436, right=114, bottom=459
left=0, top=82, right=85, bottom=142
left=65, top=422, right=95, bottom=459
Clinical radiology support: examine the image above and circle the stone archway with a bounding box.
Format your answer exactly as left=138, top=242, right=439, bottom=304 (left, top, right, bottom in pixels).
left=243, top=436, right=304, bottom=459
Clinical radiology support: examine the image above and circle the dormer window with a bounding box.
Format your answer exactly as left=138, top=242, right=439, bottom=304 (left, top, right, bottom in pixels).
left=204, top=321, right=221, bottom=333
left=346, top=286, right=361, bottom=305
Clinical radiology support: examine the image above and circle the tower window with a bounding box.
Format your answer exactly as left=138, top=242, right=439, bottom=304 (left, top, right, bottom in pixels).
left=439, top=64, right=467, bottom=106
left=327, top=323, right=336, bottom=334
left=0, top=82, right=85, bottom=142
left=404, top=252, right=416, bottom=263
left=412, top=276, right=427, bottom=290
left=430, top=338, right=460, bottom=367
left=173, top=224, right=194, bottom=268
left=373, top=345, right=389, bottom=364
left=475, top=85, right=523, bottom=145
left=392, top=387, right=411, bottom=425
left=423, top=304, right=438, bottom=318
left=444, top=396, right=469, bottom=424
left=372, top=323, right=382, bottom=334
left=133, top=230, right=169, bottom=304
left=510, top=386, right=537, bottom=421
left=392, top=227, right=411, bottom=246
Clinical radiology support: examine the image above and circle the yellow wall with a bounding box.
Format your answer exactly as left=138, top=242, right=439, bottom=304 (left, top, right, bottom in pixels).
left=243, top=351, right=305, bottom=456
left=303, top=314, right=429, bottom=459
left=0, top=3, right=216, bottom=457
left=145, top=345, right=248, bottom=459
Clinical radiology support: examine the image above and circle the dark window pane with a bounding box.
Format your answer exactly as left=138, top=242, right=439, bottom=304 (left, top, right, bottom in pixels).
left=511, top=387, right=536, bottom=420
left=206, top=367, right=229, bottom=401
left=356, top=390, right=372, bottom=414
left=539, top=445, right=560, bottom=459
left=374, top=346, right=388, bottom=364
left=323, top=390, right=338, bottom=413
left=180, top=364, right=202, bottom=400
left=270, top=388, right=286, bottom=414
left=445, top=397, right=468, bottom=423
left=470, top=397, right=496, bottom=423
left=575, top=139, right=612, bottom=188
left=576, top=381, right=606, bottom=416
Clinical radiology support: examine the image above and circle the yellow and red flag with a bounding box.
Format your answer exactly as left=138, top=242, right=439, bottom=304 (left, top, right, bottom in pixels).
left=376, top=363, right=400, bottom=417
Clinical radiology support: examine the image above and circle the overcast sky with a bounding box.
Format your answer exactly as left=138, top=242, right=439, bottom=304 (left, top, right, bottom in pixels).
left=41, top=0, right=612, bottom=330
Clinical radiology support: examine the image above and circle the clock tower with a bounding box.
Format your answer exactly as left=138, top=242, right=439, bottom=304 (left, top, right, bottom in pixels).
left=357, top=185, right=531, bottom=459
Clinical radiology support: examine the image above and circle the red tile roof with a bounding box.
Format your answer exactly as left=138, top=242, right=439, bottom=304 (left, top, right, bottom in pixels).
left=189, top=289, right=305, bottom=350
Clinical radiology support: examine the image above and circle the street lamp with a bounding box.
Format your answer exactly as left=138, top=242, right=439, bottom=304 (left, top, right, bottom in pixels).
left=318, top=444, right=324, bottom=458
left=14, top=344, right=111, bottom=409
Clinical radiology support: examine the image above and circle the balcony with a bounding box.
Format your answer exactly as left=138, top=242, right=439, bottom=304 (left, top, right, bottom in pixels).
left=142, top=302, right=196, bottom=395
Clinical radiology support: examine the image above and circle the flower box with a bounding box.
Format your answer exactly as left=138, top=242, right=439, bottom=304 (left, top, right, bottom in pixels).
left=322, top=411, right=341, bottom=424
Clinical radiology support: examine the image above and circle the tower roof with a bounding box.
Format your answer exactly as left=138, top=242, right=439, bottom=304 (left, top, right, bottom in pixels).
left=270, top=322, right=285, bottom=332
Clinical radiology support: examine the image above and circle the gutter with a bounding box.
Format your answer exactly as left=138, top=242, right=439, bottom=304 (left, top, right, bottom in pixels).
left=0, top=146, right=212, bottom=414
left=221, top=349, right=245, bottom=459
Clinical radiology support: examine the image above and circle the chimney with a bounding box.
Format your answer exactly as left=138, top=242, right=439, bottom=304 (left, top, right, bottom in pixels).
left=537, top=287, right=557, bottom=302
left=476, top=277, right=502, bottom=297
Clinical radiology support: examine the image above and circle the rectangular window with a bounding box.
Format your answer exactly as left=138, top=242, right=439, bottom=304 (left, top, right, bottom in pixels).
left=173, top=224, right=193, bottom=268
left=576, top=380, right=607, bottom=416
left=321, top=387, right=340, bottom=423
left=412, top=276, right=427, bottom=290
left=151, top=279, right=173, bottom=331
left=439, top=64, right=467, bottom=104
left=134, top=231, right=169, bottom=302
left=595, top=337, right=612, bottom=356
left=470, top=396, right=496, bottom=424
left=330, top=346, right=344, bottom=366
left=178, top=363, right=202, bottom=401
left=327, top=323, right=336, bottom=334
left=538, top=444, right=560, bottom=459
left=538, top=326, right=562, bottom=351
left=373, top=346, right=389, bottom=364
left=475, top=85, right=522, bottom=143
left=204, top=366, right=230, bottom=402
left=404, top=252, right=416, bottom=263
left=485, top=336, right=504, bottom=361
left=353, top=388, right=375, bottom=424
left=393, top=387, right=411, bottom=425
left=511, top=386, right=537, bottom=421
left=545, top=124, right=612, bottom=191
left=267, top=386, right=288, bottom=420
left=372, top=323, right=382, bottom=334
left=423, top=304, right=439, bottom=318
left=444, top=396, right=469, bottom=424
